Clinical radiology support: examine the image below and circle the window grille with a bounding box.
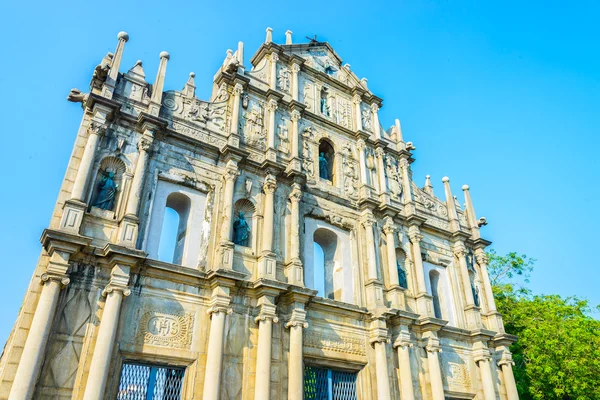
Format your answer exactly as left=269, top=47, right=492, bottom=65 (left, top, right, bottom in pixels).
left=304, top=365, right=358, bottom=400
left=116, top=362, right=184, bottom=400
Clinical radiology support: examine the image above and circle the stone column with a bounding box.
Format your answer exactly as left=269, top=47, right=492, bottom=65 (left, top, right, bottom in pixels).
left=425, top=334, right=445, bottom=400
left=269, top=53, right=279, bottom=91
left=202, top=289, right=232, bottom=400
left=220, top=161, right=239, bottom=243
left=148, top=51, right=170, bottom=116
left=83, top=264, right=131, bottom=400
left=383, top=218, right=400, bottom=287
left=71, top=123, right=105, bottom=202
left=286, top=184, right=304, bottom=285
left=357, top=139, right=368, bottom=186
left=393, top=329, right=415, bottom=400
left=353, top=94, right=363, bottom=131
left=290, top=110, right=301, bottom=160
left=373, top=338, right=392, bottom=400
left=474, top=345, right=497, bottom=400
left=375, top=147, right=387, bottom=194
left=291, top=63, right=300, bottom=101
left=454, top=242, right=475, bottom=307
left=363, top=216, right=379, bottom=280
left=124, top=135, right=153, bottom=217
left=407, top=226, right=427, bottom=293
left=9, top=251, right=71, bottom=400
left=498, top=352, right=519, bottom=400
left=230, top=83, right=243, bottom=137
left=286, top=308, right=308, bottom=400
left=266, top=99, right=278, bottom=161
left=258, top=174, right=277, bottom=279
left=475, top=249, right=497, bottom=313
left=372, top=103, right=382, bottom=140
left=254, top=296, right=278, bottom=400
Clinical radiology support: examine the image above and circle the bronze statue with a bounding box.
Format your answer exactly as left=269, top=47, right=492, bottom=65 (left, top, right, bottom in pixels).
left=319, top=152, right=329, bottom=180
left=233, top=212, right=250, bottom=246
left=93, top=171, right=118, bottom=210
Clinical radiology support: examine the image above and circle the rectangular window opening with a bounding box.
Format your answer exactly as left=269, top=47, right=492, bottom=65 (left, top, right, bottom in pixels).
left=304, top=365, right=358, bottom=400
left=116, top=362, right=185, bottom=400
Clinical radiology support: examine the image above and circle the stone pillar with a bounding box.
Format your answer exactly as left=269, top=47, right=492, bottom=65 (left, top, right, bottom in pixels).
left=353, top=94, right=363, bottom=131
left=269, top=53, right=278, bottom=90
left=291, top=64, right=301, bottom=101
left=71, top=123, right=105, bottom=202
left=425, top=334, right=445, bottom=400
left=218, top=161, right=238, bottom=269
left=102, top=31, right=129, bottom=98
left=266, top=99, right=278, bottom=161
left=258, top=174, right=277, bottom=279
left=202, top=286, right=232, bottom=400
left=363, top=216, right=379, bottom=280
left=454, top=242, right=475, bottom=307
left=290, top=110, right=301, bottom=160
left=393, top=328, right=415, bottom=400
left=475, top=249, right=497, bottom=313
left=83, top=264, right=131, bottom=400
left=148, top=51, right=170, bottom=116
left=357, top=139, right=368, bottom=186
left=372, top=103, right=382, bottom=140
left=408, top=226, right=431, bottom=316
left=383, top=218, right=400, bottom=287
left=254, top=296, right=278, bottom=400
left=474, top=344, right=497, bottom=400
left=498, top=351, right=519, bottom=400
left=285, top=308, right=308, bottom=400
left=9, top=251, right=71, bottom=400
left=230, top=83, right=243, bottom=137
left=375, top=147, right=387, bottom=194
left=372, top=338, right=392, bottom=400
left=285, top=184, right=304, bottom=285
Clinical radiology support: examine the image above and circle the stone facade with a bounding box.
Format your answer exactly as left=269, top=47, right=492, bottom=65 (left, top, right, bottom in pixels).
left=0, top=29, right=519, bottom=400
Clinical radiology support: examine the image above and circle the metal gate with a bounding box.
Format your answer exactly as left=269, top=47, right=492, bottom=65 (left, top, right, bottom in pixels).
left=116, top=362, right=184, bottom=400
left=304, top=365, right=358, bottom=400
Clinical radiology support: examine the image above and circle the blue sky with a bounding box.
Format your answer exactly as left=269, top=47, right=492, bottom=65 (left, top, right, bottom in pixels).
left=0, top=1, right=598, bottom=345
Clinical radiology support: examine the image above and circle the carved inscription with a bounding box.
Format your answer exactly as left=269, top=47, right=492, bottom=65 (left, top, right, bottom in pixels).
left=304, top=332, right=366, bottom=356
left=136, top=309, right=194, bottom=349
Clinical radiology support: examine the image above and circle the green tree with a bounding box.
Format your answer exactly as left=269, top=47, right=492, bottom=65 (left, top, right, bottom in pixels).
left=487, top=250, right=600, bottom=400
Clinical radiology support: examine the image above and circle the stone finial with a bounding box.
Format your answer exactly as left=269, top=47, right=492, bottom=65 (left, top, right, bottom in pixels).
left=149, top=51, right=170, bottom=115
left=424, top=175, right=434, bottom=196
left=182, top=72, right=196, bottom=98
left=285, top=30, right=293, bottom=44
left=462, top=184, right=485, bottom=235
left=266, top=27, right=273, bottom=43
left=361, top=77, right=368, bottom=89
left=442, top=177, right=460, bottom=227
left=237, top=41, right=244, bottom=66
left=159, top=51, right=170, bottom=60
left=117, top=31, right=129, bottom=42
left=395, top=118, right=404, bottom=145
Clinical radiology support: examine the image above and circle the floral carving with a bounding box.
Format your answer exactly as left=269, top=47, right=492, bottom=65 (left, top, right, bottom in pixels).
left=304, top=331, right=366, bottom=356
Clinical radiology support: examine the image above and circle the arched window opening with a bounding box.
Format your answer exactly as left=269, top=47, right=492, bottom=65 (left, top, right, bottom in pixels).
left=395, top=249, right=408, bottom=289
left=318, top=140, right=335, bottom=183
left=233, top=199, right=255, bottom=248
left=157, top=193, right=191, bottom=265
left=429, top=270, right=443, bottom=319
left=313, top=228, right=339, bottom=300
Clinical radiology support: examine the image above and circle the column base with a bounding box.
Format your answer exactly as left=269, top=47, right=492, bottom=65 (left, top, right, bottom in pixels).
left=257, top=251, right=277, bottom=280
left=365, top=280, right=385, bottom=309
left=117, top=214, right=139, bottom=247
left=59, top=199, right=86, bottom=234
left=285, top=158, right=303, bottom=177
left=359, top=184, right=374, bottom=200
left=285, top=258, right=304, bottom=286
left=265, top=148, right=277, bottom=162
left=385, top=286, right=406, bottom=310
left=415, top=293, right=434, bottom=317
left=217, top=241, right=235, bottom=270
left=378, top=192, right=391, bottom=207
left=227, top=133, right=240, bottom=147
left=464, top=305, right=483, bottom=329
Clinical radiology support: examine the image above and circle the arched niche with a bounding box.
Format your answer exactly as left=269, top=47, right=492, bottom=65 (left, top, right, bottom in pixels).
left=233, top=198, right=257, bottom=251
left=318, top=140, right=335, bottom=184
left=429, top=270, right=443, bottom=319
left=89, top=156, right=127, bottom=217
left=145, top=180, right=208, bottom=268
left=395, top=248, right=409, bottom=289
left=303, top=218, right=356, bottom=304
left=424, top=261, right=457, bottom=325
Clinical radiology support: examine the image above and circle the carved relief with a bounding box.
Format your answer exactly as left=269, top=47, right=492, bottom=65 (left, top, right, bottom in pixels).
left=277, top=66, right=291, bottom=93
left=304, top=331, right=366, bottom=356
left=384, top=154, right=403, bottom=201
left=135, top=309, right=194, bottom=349
left=241, top=101, right=266, bottom=149
left=342, top=156, right=359, bottom=200
left=442, top=351, right=472, bottom=390
left=277, top=117, right=290, bottom=154
left=162, top=92, right=227, bottom=133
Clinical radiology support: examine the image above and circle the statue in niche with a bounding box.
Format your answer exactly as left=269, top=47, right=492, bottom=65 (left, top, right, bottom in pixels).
left=233, top=212, right=250, bottom=246
left=93, top=171, right=118, bottom=210
left=361, top=109, right=372, bottom=131
left=243, top=104, right=265, bottom=147
left=320, top=88, right=330, bottom=117
left=397, top=263, right=408, bottom=289
left=277, top=68, right=291, bottom=92
left=319, top=152, right=329, bottom=180
left=471, top=283, right=480, bottom=307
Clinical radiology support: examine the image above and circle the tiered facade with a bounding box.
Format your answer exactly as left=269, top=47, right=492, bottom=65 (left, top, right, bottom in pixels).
left=0, top=29, right=519, bottom=400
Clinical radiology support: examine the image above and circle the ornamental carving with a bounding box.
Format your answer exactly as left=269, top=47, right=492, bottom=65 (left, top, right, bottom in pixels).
left=304, top=331, right=366, bottom=356
left=277, top=66, right=291, bottom=93
left=241, top=101, right=266, bottom=149
left=342, top=157, right=359, bottom=200
left=162, top=92, right=227, bottom=133
left=384, top=154, right=403, bottom=201
left=135, top=309, right=194, bottom=349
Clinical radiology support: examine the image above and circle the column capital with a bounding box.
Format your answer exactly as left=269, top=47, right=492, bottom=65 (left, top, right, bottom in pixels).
left=255, top=313, right=279, bottom=324
left=285, top=308, right=308, bottom=329
left=137, top=135, right=153, bottom=152
left=290, top=109, right=302, bottom=121
left=102, top=263, right=131, bottom=297
left=370, top=103, right=380, bottom=112
left=233, top=82, right=244, bottom=95
left=497, top=350, right=515, bottom=367
left=291, top=63, right=301, bottom=73
left=263, top=173, right=277, bottom=194
left=375, top=147, right=385, bottom=158
left=407, top=226, right=423, bottom=243
left=383, top=217, right=396, bottom=235
left=425, top=336, right=442, bottom=353
left=88, top=121, right=107, bottom=137
left=475, top=248, right=489, bottom=265
left=453, top=241, right=467, bottom=257
left=267, top=98, right=278, bottom=112
left=102, top=284, right=131, bottom=297
left=207, top=304, right=233, bottom=316
left=357, top=138, right=366, bottom=149
left=270, top=52, right=279, bottom=63
left=399, top=158, right=410, bottom=168
left=362, top=217, right=377, bottom=229
left=289, top=183, right=303, bottom=203
left=40, top=273, right=70, bottom=287
left=393, top=338, right=413, bottom=349
left=224, top=161, right=240, bottom=182
left=352, top=94, right=362, bottom=104
left=474, top=348, right=492, bottom=363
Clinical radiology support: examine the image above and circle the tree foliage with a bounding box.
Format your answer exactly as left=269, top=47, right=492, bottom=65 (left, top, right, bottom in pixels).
left=488, top=250, right=600, bottom=400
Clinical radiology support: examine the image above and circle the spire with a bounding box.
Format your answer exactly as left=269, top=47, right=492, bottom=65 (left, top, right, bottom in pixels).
left=265, top=27, right=273, bottom=43
left=102, top=31, right=128, bottom=98
left=149, top=51, right=170, bottom=116
left=424, top=175, right=434, bottom=196
left=462, top=184, right=485, bottom=238
left=182, top=72, right=196, bottom=98
left=395, top=119, right=404, bottom=143
left=127, top=60, right=145, bottom=80
left=285, top=30, right=293, bottom=44
left=236, top=41, right=244, bottom=66
left=442, top=177, right=460, bottom=231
